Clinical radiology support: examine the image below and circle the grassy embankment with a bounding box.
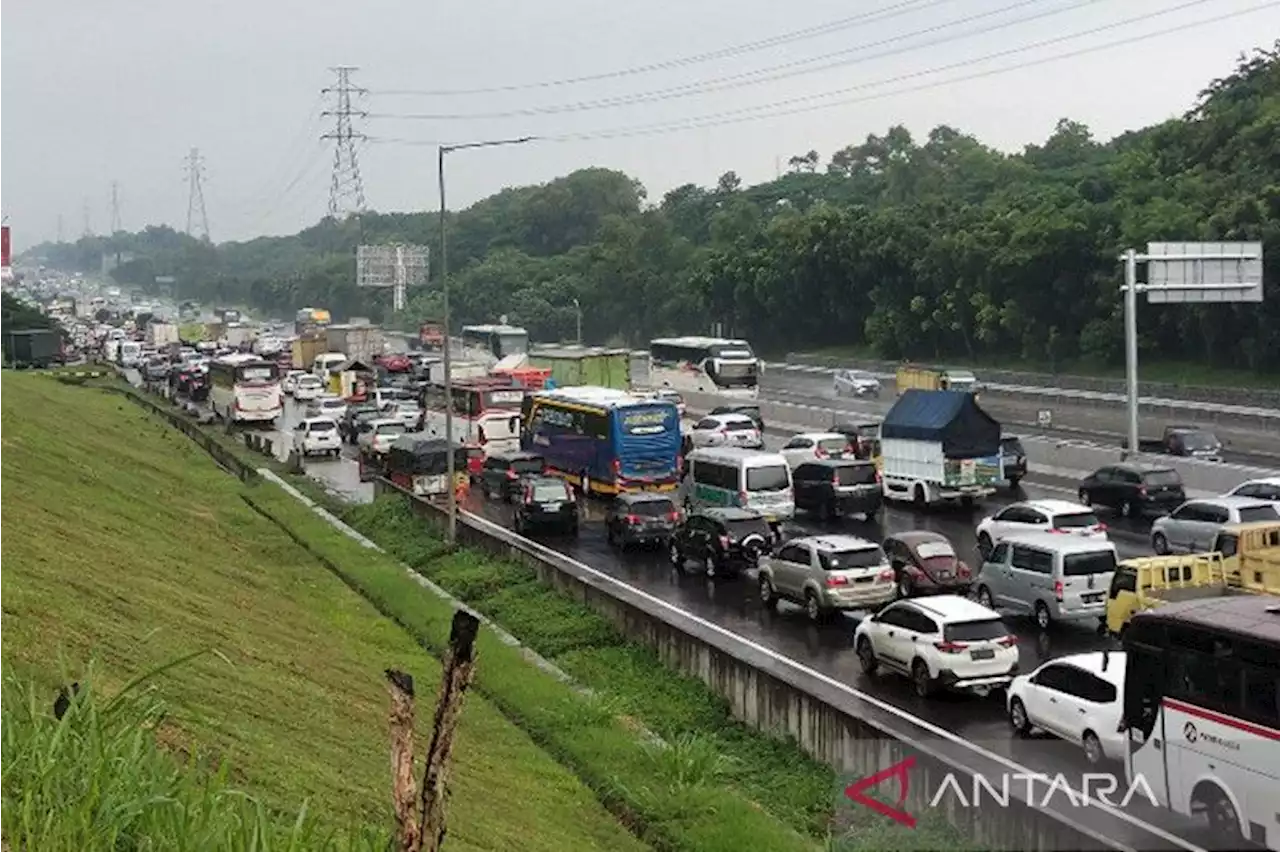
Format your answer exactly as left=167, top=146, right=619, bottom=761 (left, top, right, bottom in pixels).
left=0, top=374, right=650, bottom=852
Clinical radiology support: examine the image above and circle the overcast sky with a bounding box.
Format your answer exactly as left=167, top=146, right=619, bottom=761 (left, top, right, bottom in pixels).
left=3, top=0, right=1278, bottom=250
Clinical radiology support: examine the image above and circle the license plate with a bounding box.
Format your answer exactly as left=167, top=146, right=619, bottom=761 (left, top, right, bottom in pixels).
left=1083, top=593, right=1104, bottom=604
left=543, top=502, right=562, bottom=511
left=937, top=571, right=951, bottom=579
left=970, top=648, right=996, bottom=660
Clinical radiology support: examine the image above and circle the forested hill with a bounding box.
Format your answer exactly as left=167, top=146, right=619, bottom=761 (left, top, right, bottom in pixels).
left=31, top=44, right=1280, bottom=373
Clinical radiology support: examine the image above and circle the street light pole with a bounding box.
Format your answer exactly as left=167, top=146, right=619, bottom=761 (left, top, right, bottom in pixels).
left=572, top=298, right=581, bottom=345
left=438, top=136, right=535, bottom=546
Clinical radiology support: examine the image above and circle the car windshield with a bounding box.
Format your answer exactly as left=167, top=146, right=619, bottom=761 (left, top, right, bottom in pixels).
left=1063, top=549, right=1117, bottom=577
left=532, top=483, right=568, bottom=502
left=510, top=458, right=544, bottom=474
left=1239, top=505, right=1280, bottom=523
left=746, top=465, right=789, bottom=492
left=835, top=465, right=877, bottom=486
left=944, top=618, right=1011, bottom=642
left=821, top=548, right=883, bottom=570
left=1053, top=511, right=1099, bottom=529
left=309, top=421, right=336, bottom=432
left=376, top=423, right=405, bottom=436
left=1179, top=431, right=1218, bottom=450
left=1142, top=469, right=1182, bottom=486
left=723, top=518, right=770, bottom=539
left=915, top=540, right=955, bottom=560
left=1000, top=438, right=1024, bottom=454
left=817, top=437, right=849, bottom=454
left=629, top=499, right=674, bottom=517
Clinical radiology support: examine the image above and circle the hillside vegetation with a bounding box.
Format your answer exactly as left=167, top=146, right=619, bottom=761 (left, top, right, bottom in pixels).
left=0, top=374, right=649, bottom=852
left=33, top=45, right=1280, bottom=375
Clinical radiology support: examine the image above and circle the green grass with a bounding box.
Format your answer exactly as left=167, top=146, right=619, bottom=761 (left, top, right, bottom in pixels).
left=0, top=373, right=650, bottom=852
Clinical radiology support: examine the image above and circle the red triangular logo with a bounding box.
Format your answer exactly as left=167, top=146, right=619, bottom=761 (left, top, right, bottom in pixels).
left=844, top=756, right=916, bottom=828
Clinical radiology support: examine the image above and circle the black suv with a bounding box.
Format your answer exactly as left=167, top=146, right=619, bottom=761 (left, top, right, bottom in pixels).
left=606, top=492, right=680, bottom=548
left=1078, top=463, right=1186, bottom=518
left=513, top=476, right=579, bottom=536
left=479, top=450, right=546, bottom=502
left=792, top=459, right=882, bottom=520
left=668, top=507, right=773, bottom=577
left=709, top=404, right=764, bottom=432
left=1000, top=436, right=1028, bottom=487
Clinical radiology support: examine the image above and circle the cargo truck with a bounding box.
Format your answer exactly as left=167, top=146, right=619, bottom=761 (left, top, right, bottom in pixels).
left=3, top=328, right=63, bottom=368
left=292, top=334, right=327, bottom=370
left=1104, top=521, right=1280, bottom=636
left=325, top=323, right=384, bottom=365
left=146, top=321, right=179, bottom=348
left=879, top=389, right=1002, bottom=507
left=896, top=364, right=979, bottom=394
left=529, top=345, right=630, bottom=390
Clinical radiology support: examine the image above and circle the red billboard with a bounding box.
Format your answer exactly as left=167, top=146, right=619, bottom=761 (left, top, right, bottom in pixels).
left=1, top=225, right=10, bottom=268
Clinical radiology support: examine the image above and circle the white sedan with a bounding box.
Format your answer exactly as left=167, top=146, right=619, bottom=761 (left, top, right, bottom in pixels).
left=779, top=432, right=855, bottom=468
left=1223, top=476, right=1280, bottom=509
left=357, top=418, right=407, bottom=455
left=292, top=417, right=342, bottom=458
left=294, top=374, right=325, bottom=401
left=307, top=394, right=348, bottom=421
left=833, top=369, right=882, bottom=397
left=1007, top=651, right=1126, bottom=765
left=687, top=413, right=762, bottom=449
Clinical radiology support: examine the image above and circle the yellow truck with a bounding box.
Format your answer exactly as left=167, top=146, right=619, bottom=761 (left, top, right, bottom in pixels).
left=896, top=364, right=979, bottom=395
left=1104, top=521, right=1280, bottom=636
left=291, top=334, right=327, bottom=370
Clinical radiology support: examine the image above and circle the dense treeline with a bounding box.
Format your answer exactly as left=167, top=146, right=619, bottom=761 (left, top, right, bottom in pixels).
left=28, top=45, right=1280, bottom=372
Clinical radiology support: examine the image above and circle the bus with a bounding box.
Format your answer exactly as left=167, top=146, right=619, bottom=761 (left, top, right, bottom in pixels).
left=460, top=324, right=528, bottom=361
left=1121, top=594, right=1280, bottom=848
left=648, top=337, right=759, bottom=399
left=208, top=353, right=283, bottom=424
left=520, top=386, right=682, bottom=495
left=421, top=377, right=527, bottom=460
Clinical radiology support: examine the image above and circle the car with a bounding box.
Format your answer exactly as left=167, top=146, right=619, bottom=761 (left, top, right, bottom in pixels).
left=975, top=499, right=1107, bottom=559
left=357, top=418, right=408, bottom=455
left=687, top=413, right=763, bottom=450
left=1223, top=476, right=1280, bottom=509
left=833, top=369, right=881, bottom=397
left=1007, top=651, right=1126, bottom=765
left=281, top=369, right=307, bottom=395
left=292, top=416, right=342, bottom=458
left=882, top=530, right=973, bottom=598
left=307, top=394, right=347, bottom=420
left=854, top=595, right=1019, bottom=698
left=791, top=459, right=881, bottom=520
left=606, top=492, right=681, bottom=548
left=1000, top=436, right=1027, bottom=487
left=653, top=388, right=686, bottom=417
left=294, top=374, right=325, bottom=401
left=708, top=403, right=764, bottom=432
left=830, top=420, right=881, bottom=460
left=1150, top=497, right=1279, bottom=554
left=779, top=432, right=855, bottom=468
left=758, top=534, right=895, bottom=621
left=1077, top=463, right=1185, bottom=518
left=668, top=507, right=773, bottom=578
left=371, top=386, right=417, bottom=409
left=513, top=476, right=579, bottom=536
left=975, top=533, right=1117, bottom=630
left=343, top=408, right=385, bottom=445
left=478, top=450, right=547, bottom=502
left=382, top=399, right=424, bottom=430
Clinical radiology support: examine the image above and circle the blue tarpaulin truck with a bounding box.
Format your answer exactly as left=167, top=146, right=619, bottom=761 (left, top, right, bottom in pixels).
left=878, top=389, right=1003, bottom=508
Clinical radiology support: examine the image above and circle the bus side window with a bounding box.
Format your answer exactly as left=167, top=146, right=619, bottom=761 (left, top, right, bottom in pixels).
left=1123, top=646, right=1164, bottom=738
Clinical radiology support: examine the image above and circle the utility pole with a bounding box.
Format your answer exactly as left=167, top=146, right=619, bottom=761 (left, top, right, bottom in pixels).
left=110, top=182, right=122, bottom=234
left=321, top=66, right=368, bottom=219
left=184, top=148, right=211, bottom=241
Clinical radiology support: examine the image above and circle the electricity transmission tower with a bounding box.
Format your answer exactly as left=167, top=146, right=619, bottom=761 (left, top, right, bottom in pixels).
left=321, top=66, right=368, bottom=218
left=184, top=148, right=210, bottom=241
left=110, top=181, right=122, bottom=233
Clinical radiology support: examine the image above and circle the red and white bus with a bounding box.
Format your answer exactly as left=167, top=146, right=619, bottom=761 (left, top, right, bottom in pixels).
left=1122, top=594, right=1280, bottom=849
left=208, top=353, right=283, bottom=424
left=421, top=377, right=526, bottom=472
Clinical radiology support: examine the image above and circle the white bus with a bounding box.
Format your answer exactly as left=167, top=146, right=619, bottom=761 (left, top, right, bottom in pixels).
left=1122, top=594, right=1280, bottom=848
left=460, top=324, right=528, bottom=361
left=209, top=353, right=283, bottom=424
left=648, top=337, right=759, bottom=399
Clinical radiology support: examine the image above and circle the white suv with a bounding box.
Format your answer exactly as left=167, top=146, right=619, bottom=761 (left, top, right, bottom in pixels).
left=976, top=499, right=1106, bottom=559
left=688, top=413, right=762, bottom=449
left=293, top=417, right=342, bottom=458
left=854, top=595, right=1019, bottom=698
left=779, top=432, right=854, bottom=468
left=358, top=418, right=407, bottom=455
left=294, top=374, right=325, bottom=401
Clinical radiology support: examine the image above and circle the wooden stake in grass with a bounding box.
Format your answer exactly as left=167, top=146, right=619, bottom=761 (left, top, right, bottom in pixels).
left=418, top=610, right=481, bottom=852
left=386, top=669, right=421, bottom=852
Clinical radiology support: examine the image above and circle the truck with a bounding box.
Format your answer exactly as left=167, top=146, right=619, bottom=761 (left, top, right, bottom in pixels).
left=419, top=321, right=445, bottom=350
left=1124, top=425, right=1224, bottom=462
left=878, top=389, right=1003, bottom=507
left=222, top=323, right=257, bottom=351
left=294, top=307, right=332, bottom=336
left=215, top=308, right=242, bottom=325
left=1104, top=521, right=1280, bottom=636
left=291, top=334, right=327, bottom=370
left=325, top=323, right=384, bottom=366
left=896, top=364, right=979, bottom=394
left=145, top=321, right=179, bottom=348
left=528, top=345, right=631, bottom=390
left=3, top=328, right=63, bottom=368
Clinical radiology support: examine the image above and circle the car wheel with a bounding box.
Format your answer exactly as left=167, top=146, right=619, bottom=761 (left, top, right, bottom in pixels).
left=1082, top=731, right=1104, bottom=766
left=1008, top=476, right=1021, bottom=487
left=1078, top=489, right=1091, bottom=506
left=1152, top=532, right=1170, bottom=555
left=977, top=585, right=995, bottom=609
left=912, top=660, right=935, bottom=698
left=856, top=636, right=878, bottom=675
left=758, top=575, right=778, bottom=610
left=897, top=573, right=913, bottom=599
left=1009, top=697, right=1031, bottom=736
left=977, top=532, right=993, bottom=559
left=804, top=591, right=823, bottom=623
left=1034, top=601, right=1052, bottom=630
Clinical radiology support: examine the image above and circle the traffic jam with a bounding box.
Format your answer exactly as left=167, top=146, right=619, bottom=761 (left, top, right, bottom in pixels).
left=112, top=317, right=1280, bottom=850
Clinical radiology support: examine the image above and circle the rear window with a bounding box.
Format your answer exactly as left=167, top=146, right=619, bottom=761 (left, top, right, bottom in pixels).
left=621, top=406, right=674, bottom=435
left=724, top=420, right=756, bottom=432
left=1053, top=511, right=1099, bottom=529
left=817, top=437, right=850, bottom=454
left=309, top=420, right=337, bottom=432
left=510, top=458, right=544, bottom=474
left=532, top=483, right=569, bottom=502
left=916, top=540, right=955, bottom=560
left=322, top=399, right=343, bottom=408
left=1180, top=431, right=1218, bottom=450
left=944, top=618, right=1011, bottom=642
left=299, top=376, right=321, bottom=386
left=1063, top=549, right=1117, bottom=577
left=630, top=499, right=675, bottom=517
left=376, top=423, right=405, bottom=435
left=1000, top=438, right=1024, bottom=454
left=1142, top=469, right=1182, bottom=486
left=724, top=518, right=771, bottom=539
left=835, top=464, right=877, bottom=486
left=1239, top=505, right=1280, bottom=523
left=820, top=548, right=883, bottom=570
left=746, top=465, right=789, bottom=492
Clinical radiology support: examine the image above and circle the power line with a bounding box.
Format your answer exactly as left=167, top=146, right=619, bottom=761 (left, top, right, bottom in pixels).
left=371, top=0, right=1093, bottom=121
left=321, top=65, right=368, bottom=218
left=110, top=181, right=121, bottom=233
left=184, top=147, right=211, bottom=241
left=372, top=0, right=953, bottom=96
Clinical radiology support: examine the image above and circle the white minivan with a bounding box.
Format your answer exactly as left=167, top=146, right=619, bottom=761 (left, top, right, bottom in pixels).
left=312, top=352, right=347, bottom=380
left=974, top=532, right=1117, bottom=630
left=684, top=447, right=794, bottom=523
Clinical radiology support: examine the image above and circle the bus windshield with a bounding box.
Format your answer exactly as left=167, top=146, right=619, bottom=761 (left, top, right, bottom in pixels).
left=237, top=366, right=276, bottom=383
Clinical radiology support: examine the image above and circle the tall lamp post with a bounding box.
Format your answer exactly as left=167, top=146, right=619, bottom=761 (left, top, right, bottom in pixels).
left=572, top=297, right=582, bottom=345
left=438, top=136, right=535, bottom=545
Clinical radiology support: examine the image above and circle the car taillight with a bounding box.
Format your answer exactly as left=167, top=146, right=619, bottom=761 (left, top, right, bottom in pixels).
left=1138, top=486, right=1147, bottom=496
left=1054, top=580, right=1064, bottom=601
left=815, top=446, right=828, bottom=458
left=831, top=473, right=840, bottom=486
left=825, top=575, right=849, bottom=587
left=934, top=641, right=966, bottom=654
left=997, top=636, right=1017, bottom=648
left=668, top=510, right=681, bottom=521
left=718, top=535, right=730, bottom=549
left=957, top=561, right=971, bottom=578
left=626, top=514, right=641, bottom=524
left=874, top=469, right=881, bottom=483
left=877, top=569, right=894, bottom=582
left=506, top=469, right=518, bottom=479
left=1095, top=523, right=1107, bottom=533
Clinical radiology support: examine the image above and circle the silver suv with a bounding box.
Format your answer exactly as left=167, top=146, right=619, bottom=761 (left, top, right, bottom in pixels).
left=758, top=534, right=895, bottom=622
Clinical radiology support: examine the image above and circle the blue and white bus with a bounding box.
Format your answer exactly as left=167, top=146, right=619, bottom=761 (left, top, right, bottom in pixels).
left=520, top=386, right=682, bottom=495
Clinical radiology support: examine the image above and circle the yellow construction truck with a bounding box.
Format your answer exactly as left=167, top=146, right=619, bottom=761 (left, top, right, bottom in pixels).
left=896, top=364, right=979, bottom=395
left=1103, top=521, right=1280, bottom=636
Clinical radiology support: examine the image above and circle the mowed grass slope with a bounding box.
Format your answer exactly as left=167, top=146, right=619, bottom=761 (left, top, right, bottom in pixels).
left=0, top=374, right=649, bottom=852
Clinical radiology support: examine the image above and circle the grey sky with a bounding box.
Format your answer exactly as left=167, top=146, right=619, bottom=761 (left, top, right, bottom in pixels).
left=4, top=0, right=1278, bottom=250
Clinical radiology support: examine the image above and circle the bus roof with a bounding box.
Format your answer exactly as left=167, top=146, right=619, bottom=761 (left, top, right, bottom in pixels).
left=1131, top=594, right=1280, bottom=643
left=650, top=336, right=752, bottom=348
left=462, top=324, right=527, bottom=335
left=529, top=345, right=630, bottom=358
left=533, top=385, right=659, bottom=409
